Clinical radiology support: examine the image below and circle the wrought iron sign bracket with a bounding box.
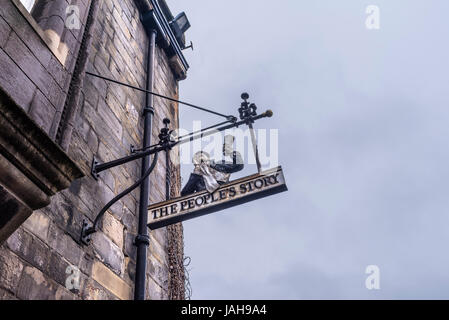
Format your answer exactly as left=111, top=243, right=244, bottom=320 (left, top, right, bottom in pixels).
left=81, top=72, right=273, bottom=245
left=81, top=219, right=93, bottom=245
left=81, top=105, right=272, bottom=244
left=91, top=157, right=100, bottom=180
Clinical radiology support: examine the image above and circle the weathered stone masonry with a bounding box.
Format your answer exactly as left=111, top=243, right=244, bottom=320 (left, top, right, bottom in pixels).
left=0, top=0, right=186, bottom=300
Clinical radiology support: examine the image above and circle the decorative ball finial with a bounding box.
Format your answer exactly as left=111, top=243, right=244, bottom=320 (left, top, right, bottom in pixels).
left=241, top=92, right=249, bottom=100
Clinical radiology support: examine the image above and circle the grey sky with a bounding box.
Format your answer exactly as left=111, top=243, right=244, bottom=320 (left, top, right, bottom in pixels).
left=168, top=0, right=449, bottom=299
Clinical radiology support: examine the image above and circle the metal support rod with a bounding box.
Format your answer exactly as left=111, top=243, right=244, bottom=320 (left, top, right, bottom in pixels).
left=91, top=110, right=273, bottom=176
left=92, top=148, right=157, bottom=175
left=135, top=28, right=157, bottom=301
left=82, top=109, right=272, bottom=241
left=176, top=110, right=273, bottom=145
left=176, top=119, right=234, bottom=141
left=248, top=123, right=262, bottom=173
left=130, top=119, right=234, bottom=154
left=85, top=71, right=234, bottom=120
left=161, top=118, right=171, bottom=201
left=81, top=152, right=159, bottom=241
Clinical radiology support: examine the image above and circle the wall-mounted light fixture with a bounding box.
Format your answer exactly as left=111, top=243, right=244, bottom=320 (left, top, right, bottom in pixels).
left=170, top=12, right=191, bottom=49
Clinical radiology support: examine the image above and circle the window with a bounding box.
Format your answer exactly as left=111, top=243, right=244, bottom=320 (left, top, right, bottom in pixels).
left=12, top=0, right=72, bottom=65
left=20, top=0, right=36, bottom=12
left=18, top=0, right=47, bottom=27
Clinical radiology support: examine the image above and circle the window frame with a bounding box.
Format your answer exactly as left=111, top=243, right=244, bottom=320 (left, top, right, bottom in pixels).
left=10, top=0, right=68, bottom=66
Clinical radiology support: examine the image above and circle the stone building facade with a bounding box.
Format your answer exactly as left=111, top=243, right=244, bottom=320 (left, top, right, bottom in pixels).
left=0, top=0, right=188, bottom=300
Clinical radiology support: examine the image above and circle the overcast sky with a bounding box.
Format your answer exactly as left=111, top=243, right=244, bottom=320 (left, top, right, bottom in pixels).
left=168, top=0, right=449, bottom=299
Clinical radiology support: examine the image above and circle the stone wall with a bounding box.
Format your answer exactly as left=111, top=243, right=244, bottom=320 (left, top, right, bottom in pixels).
left=0, top=0, right=90, bottom=136
left=0, top=0, right=185, bottom=300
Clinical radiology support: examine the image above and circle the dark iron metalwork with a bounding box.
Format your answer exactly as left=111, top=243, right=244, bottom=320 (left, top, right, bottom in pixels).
left=88, top=108, right=272, bottom=179
left=131, top=118, right=234, bottom=154
left=240, top=93, right=262, bottom=172
left=85, top=71, right=234, bottom=121
left=135, top=28, right=157, bottom=301
left=183, top=41, right=194, bottom=51
left=80, top=151, right=159, bottom=244
left=161, top=118, right=172, bottom=201
left=169, top=12, right=191, bottom=49
left=134, top=234, right=150, bottom=246
left=148, top=0, right=189, bottom=71
left=80, top=90, right=273, bottom=296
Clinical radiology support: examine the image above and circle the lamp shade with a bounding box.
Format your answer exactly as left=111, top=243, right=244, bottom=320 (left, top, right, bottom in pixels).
left=173, top=12, right=191, bottom=33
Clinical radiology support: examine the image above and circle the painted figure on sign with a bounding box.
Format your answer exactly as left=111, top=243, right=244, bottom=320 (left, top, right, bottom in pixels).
left=181, top=135, right=244, bottom=196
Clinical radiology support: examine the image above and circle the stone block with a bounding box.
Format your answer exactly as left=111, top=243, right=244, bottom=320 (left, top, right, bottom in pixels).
left=67, top=132, right=94, bottom=176
left=5, top=228, right=49, bottom=271
left=4, top=31, right=62, bottom=108
left=149, top=234, right=168, bottom=265
left=61, top=20, right=79, bottom=55
left=17, top=266, right=56, bottom=300
left=104, top=0, right=114, bottom=14
left=0, top=16, right=11, bottom=47
left=0, top=1, right=52, bottom=66
left=86, top=127, right=99, bottom=154
left=112, top=6, right=131, bottom=41
left=102, top=212, right=124, bottom=249
left=148, top=253, right=169, bottom=291
left=22, top=210, right=50, bottom=242
left=28, top=89, right=56, bottom=133
left=149, top=228, right=168, bottom=252
left=43, top=194, right=88, bottom=242
left=91, top=231, right=124, bottom=275
left=0, top=287, right=17, bottom=300
left=46, top=251, right=72, bottom=289
left=16, top=264, right=77, bottom=300
left=48, top=223, right=83, bottom=266
left=95, top=98, right=123, bottom=140
left=147, top=276, right=163, bottom=300
left=91, top=261, right=132, bottom=300
left=100, top=169, right=115, bottom=194
left=27, top=236, right=50, bottom=271
left=79, top=252, right=94, bottom=275
left=0, top=247, right=24, bottom=293
left=55, top=285, right=77, bottom=300
left=74, top=113, right=91, bottom=143
left=125, top=257, right=135, bottom=283
left=123, top=230, right=136, bottom=259
left=82, top=278, right=118, bottom=300
left=82, top=77, right=101, bottom=107
left=6, top=227, right=31, bottom=256
left=72, top=173, right=123, bottom=219
left=47, top=55, right=68, bottom=90
left=0, top=48, right=36, bottom=111
left=121, top=206, right=136, bottom=232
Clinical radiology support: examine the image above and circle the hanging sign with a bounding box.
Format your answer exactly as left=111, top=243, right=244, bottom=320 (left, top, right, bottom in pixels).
left=147, top=166, right=287, bottom=230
